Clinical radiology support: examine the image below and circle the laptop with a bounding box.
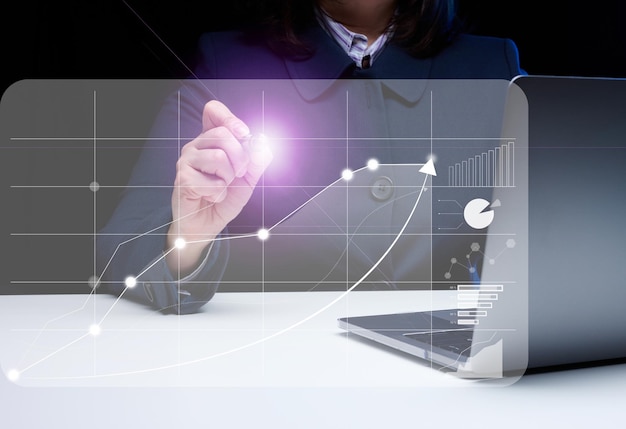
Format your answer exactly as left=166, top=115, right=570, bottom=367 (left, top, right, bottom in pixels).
left=339, top=76, right=626, bottom=378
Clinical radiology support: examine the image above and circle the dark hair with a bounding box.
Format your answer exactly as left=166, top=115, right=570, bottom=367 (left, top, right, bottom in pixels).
left=239, top=0, right=460, bottom=59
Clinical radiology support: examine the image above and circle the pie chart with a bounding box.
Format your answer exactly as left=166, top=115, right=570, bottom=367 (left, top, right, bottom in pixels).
left=463, top=198, right=495, bottom=229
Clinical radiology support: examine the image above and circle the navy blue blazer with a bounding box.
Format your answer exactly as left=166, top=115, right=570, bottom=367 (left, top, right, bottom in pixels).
left=195, top=26, right=522, bottom=81
left=97, top=26, right=523, bottom=314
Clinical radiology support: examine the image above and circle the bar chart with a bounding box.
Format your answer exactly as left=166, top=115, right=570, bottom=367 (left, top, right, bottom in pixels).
left=456, top=284, right=504, bottom=325
left=447, top=141, right=515, bottom=187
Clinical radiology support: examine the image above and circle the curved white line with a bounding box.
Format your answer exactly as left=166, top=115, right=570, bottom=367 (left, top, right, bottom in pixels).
left=20, top=168, right=431, bottom=380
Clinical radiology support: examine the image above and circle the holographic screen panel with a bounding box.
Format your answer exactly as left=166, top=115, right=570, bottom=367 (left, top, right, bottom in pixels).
left=0, top=79, right=527, bottom=386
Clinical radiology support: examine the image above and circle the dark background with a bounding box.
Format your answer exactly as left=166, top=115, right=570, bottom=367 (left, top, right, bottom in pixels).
left=2, top=0, right=625, bottom=295
left=4, top=0, right=626, bottom=93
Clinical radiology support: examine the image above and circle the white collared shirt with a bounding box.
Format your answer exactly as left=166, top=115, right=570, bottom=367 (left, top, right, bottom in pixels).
left=316, top=7, right=393, bottom=69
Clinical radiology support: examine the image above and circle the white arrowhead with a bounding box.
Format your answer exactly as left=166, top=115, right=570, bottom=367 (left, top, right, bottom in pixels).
left=419, top=159, right=437, bottom=176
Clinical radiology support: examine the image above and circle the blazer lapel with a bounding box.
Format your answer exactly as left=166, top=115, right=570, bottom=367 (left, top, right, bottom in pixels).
left=374, top=43, right=433, bottom=105
left=284, top=27, right=354, bottom=101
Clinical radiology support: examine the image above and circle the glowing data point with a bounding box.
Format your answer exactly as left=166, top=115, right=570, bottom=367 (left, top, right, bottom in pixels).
left=367, top=159, right=379, bottom=171
left=125, top=276, right=137, bottom=289
left=257, top=228, right=270, bottom=241
left=174, top=237, right=187, bottom=249
left=89, top=181, right=100, bottom=192
left=89, top=324, right=101, bottom=336
left=341, top=169, right=354, bottom=181
left=7, top=369, right=20, bottom=382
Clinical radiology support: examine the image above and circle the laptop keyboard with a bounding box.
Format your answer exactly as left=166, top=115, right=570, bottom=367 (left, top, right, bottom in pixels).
left=404, top=329, right=474, bottom=357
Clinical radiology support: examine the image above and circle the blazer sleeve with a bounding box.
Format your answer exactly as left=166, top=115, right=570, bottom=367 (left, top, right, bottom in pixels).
left=503, top=38, right=527, bottom=77
left=430, top=34, right=525, bottom=79
left=96, top=80, right=229, bottom=314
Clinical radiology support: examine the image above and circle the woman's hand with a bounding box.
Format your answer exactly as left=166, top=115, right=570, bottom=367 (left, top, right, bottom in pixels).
left=166, top=100, right=272, bottom=274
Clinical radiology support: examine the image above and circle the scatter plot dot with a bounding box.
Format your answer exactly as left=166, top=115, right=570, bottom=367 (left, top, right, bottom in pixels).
left=257, top=229, right=270, bottom=241
left=88, top=275, right=100, bottom=290
left=367, top=159, right=379, bottom=171
left=7, top=369, right=20, bottom=382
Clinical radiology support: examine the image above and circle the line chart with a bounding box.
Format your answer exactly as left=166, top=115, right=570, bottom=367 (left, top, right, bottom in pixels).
left=10, top=163, right=433, bottom=381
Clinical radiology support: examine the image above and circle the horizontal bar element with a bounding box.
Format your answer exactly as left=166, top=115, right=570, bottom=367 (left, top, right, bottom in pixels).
left=457, top=302, right=494, bottom=309
left=458, top=311, right=488, bottom=317
left=457, top=284, right=503, bottom=292
left=457, top=319, right=479, bottom=325
left=458, top=293, right=498, bottom=301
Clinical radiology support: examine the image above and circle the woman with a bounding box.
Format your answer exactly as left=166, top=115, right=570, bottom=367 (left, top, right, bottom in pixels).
left=98, top=0, right=523, bottom=313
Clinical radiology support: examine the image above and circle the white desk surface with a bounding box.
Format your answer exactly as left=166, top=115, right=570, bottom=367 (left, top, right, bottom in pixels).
left=1, top=290, right=472, bottom=387
left=1, top=291, right=625, bottom=428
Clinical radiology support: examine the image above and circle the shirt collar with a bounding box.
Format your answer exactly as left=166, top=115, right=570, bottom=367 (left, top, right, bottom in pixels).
left=315, top=6, right=394, bottom=69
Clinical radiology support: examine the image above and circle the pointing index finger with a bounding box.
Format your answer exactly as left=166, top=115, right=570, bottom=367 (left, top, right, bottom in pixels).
left=202, top=100, right=249, bottom=139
